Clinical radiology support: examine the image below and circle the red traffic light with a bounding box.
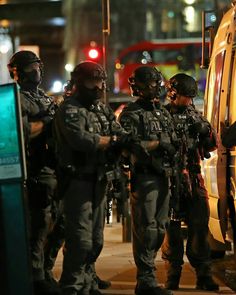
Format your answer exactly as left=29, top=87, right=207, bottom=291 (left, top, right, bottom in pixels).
left=84, top=41, right=101, bottom=61
left=88, top=48, right=99, bottom=59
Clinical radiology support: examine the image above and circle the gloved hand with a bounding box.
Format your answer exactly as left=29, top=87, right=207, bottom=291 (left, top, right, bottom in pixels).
left=159, top=140, right=176, bottom=157
left=189, top=121, right=210, bottom=136
left=41, top=115, right=53, bottom=125
left=111, top=134, right=140, bottom=149
left=41, top=115, right=54, bottom=134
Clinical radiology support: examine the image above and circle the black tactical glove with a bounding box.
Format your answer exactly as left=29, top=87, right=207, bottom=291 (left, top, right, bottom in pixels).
left=41, top=115, right=53, bottom=125
left=189, top=121, right=210, bottom=136
left=159, top=140, right=176, bottom=157
left=41, top=115, right=54, bottom=134
left=111, top=134, right=140, bottom=149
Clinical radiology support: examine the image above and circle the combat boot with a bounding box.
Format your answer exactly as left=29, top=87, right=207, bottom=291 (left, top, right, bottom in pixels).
left=165, top=265, right=182, bottom=290
left=90, top=289, right=103, bottom=295
left=135, top=285, right=173, bottom=295
left=96, top=275, right=111, bottom=289
left=165, top=274, right=181, bottom=290
left=45, top=269, right=59, bottom=286
left=33, top=279, right=62, bottom=295
left=196, top=275, right=219, bottom=291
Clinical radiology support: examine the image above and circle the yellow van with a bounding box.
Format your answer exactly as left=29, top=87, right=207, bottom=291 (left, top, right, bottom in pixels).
left=202, top=2, right=236, bottom=258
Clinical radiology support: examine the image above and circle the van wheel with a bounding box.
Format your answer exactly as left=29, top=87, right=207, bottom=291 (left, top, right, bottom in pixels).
left=210, top=250, right=225, bottom=259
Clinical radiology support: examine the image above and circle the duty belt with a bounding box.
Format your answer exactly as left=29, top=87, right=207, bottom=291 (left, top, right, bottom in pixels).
left=61, top=165, right=97, bottom=181
left=134, top=165, right=171, bottom=176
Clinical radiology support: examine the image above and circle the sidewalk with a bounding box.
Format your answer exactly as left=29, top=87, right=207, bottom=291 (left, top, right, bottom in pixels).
left=53, top=221, right=236, bottom=295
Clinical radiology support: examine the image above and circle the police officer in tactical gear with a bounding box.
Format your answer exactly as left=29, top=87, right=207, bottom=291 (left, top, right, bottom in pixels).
left=43, top=77, right=112, bottom=291
left=8, top=50, right=61, bottom=295
left=161, top=73, right=219, bottom=291
left=53, top=61, right=127, bottom=295
left=119, top=66, right=176, bottom=295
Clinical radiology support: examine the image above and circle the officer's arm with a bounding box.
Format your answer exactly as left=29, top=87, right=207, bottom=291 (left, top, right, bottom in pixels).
left=199, top=117, right=218, bottom=152
left=59, top=106, right=107, bottom=152
left=97, top=136, right=111, bottom=150
left=30, top=121, right=44, bottom=138
left=119, top=111, right=159, bottom=151
left=141, top=140, right=159, bottom=151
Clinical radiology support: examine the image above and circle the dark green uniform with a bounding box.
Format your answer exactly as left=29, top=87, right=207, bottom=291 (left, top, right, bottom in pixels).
left=21, top=89, right=58, bottom=283
left=161, top=103, right=218, bottom=289
left=119, top=99, right=176, bottom=294
left=54, top=96, right=124, bottom=295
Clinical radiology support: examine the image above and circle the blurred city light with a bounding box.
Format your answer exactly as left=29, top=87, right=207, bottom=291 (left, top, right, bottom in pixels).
left=65, top=63, right=74, bottom=72
left=0, top=36, right=11, bottom=54
left=51, top=80, right=63, bottom=93
left=184, top=0, right=196, bottom=4
left=88, top=48, right=99, bottom=59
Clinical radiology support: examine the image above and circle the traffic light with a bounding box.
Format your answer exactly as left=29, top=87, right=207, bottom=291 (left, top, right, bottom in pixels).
left=88, top=48, right=99, bottom=59
left=84, top=41, right=101, bottom=62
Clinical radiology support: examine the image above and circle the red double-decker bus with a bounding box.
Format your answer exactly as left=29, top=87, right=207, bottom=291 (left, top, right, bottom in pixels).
left=114, top=38, right=207, bottom=96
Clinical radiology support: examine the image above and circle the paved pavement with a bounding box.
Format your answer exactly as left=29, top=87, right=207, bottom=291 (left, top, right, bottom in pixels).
left=53, top=221, right=236, bottom=295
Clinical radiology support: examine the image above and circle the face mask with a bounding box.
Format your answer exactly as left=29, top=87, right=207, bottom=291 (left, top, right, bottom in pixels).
left=25, top=69, right=41, bottom=84
left=78, top=84, right=104, bottom=106
left=19, top=69, right=41, bottom=90
left=176, top=105, right=188, bottom=112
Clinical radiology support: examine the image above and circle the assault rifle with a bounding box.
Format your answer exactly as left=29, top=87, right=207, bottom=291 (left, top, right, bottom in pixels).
left=169, top=136, right=192, bottom=221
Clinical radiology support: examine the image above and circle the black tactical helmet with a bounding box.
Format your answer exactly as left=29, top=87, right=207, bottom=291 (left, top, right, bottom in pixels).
left=169, top=73, right=198, bottom=98
left=8, top=50, right=40, bottom=70
left=70, top=61, right=107, bottom=83
left=8, top=50, right=41, bottom=80
left=128, top=66, right=164, bottom=98
left=130, top=66, right=163, bottom=84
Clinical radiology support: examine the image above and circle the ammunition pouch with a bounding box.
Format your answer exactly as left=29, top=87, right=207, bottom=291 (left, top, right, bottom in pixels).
left=151, top=156, right=173, bottom=177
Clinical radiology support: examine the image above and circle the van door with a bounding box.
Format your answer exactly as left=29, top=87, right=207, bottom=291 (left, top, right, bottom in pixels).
left=225, top=46, right=236, bottom=247
left=202, top=6, right=236, bottom=252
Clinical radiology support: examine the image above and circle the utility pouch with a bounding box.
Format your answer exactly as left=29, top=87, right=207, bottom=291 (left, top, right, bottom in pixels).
left=151, top=156, right=173, bottom=177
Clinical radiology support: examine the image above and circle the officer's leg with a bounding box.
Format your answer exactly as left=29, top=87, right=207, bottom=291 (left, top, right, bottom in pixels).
left=59, top=179, right=93, bottom=295
left=27, top=171, right=62, bottom=295
left=161, top=220, right=184, bottom=290
left=44, top=203, right=65, bottom=284
left=87, top=177, right=111, bottom=294
left=30, top=205, right=52, bottom=281
left=186, top=175, right=219, bottom=291
left=131, top=174, right=172, bottom=295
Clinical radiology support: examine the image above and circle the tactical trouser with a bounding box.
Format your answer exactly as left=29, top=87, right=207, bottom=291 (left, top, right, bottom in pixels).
left=59, top=175, right=107, bottom=295
left=162, top=173, right=212, bottom=281
left=27, top=169, right=57, bottom=282
left=130, top=173, right=170, bottom=291
left=44, top=200, right=65, bottom=280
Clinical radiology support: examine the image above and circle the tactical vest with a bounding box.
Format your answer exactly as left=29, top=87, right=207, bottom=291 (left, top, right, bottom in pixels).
left=21, top=89, right=56, bottom=175
left=21, top=89, right=55, bottom=120
left=167, top=104, right=204, bottom=172
left=89, top=103, right=113, bottom=136
left=121, top=101, right=177, bottom=175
